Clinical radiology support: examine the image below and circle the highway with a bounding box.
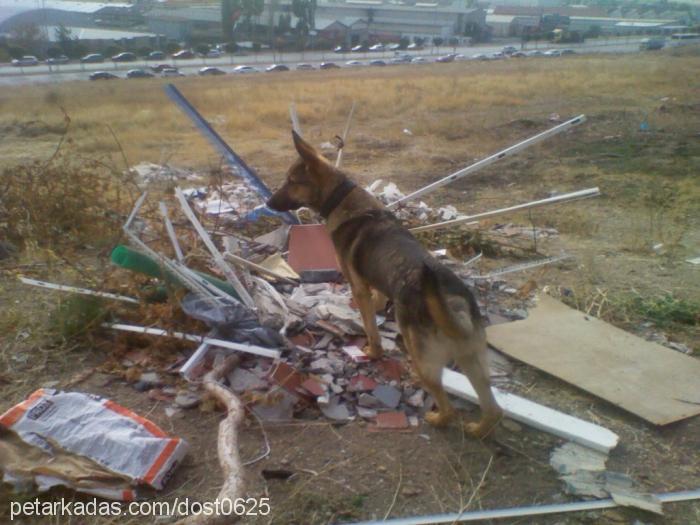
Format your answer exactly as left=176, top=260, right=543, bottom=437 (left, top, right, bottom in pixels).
left=0, top=37, right=681, bottom=86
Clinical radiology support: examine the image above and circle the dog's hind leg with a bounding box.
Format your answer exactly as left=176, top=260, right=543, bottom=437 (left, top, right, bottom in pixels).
left=454, top=334, right=503, bottom=438
left=402, top=326, right=455, bottom=427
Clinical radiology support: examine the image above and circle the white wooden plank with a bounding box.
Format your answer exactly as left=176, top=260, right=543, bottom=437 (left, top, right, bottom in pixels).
left=441, top=368, right=619, bottom=453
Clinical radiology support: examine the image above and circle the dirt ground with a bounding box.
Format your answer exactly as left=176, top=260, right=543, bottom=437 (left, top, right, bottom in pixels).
left=1, top=49, right=699, bottom=524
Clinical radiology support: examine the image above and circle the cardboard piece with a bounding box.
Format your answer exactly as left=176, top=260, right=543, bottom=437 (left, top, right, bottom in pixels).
left=486, top=295, right=700, bottom=425
left=288, top=224, right=340, bottom=273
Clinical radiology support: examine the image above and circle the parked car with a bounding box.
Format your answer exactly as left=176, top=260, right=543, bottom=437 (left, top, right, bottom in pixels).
left=232, top=65, right=258, bottom=74
left=150, top=63, right=175, bottom=72
left=319, top=62, right=340, bottom=69
left=526, top=50, right=544, bottom=57
left=471, top=53, right=488, bottom=60
left=296, top=63, right=315, bottom=70
left=436, top=53, right=457, bottom=63
left=560, top=48, right=576, bottom=55
left=172, top=50, right=195, bottom=59
left=511, top=51, right=527, bottom=58
left=126, top=68, right=154, bottom=78
left=112, top=52, right=137, bottom=62
left=389, top=54, right=412, bottom=64
left=387, top=43, right=401, bottom=51
left=411, top=56, right=427, bottom=63
left=199, top=66, right=226, bottom=76
left=265, top=64, right=290, bottom=72
left=502, top=45, right=518, bottom=55
left=12, top=55, right=40, bottom=66
left=345, top=60, right=363, bottom=66
left=543, top=49, right=562, bottom=57
left=640, top=38, right=665, bottom=50
left=333, top=45, right=348, bottom=53
left=89, top=71, right=118, bottom=80
left=161, top=68, right=184, bottom=77
left=369, top=43, right=385, bottom=52
left=46, top=55, right=69, bottom=65
left=81, top=53, right=104, bottom=63
left=407, top=43, right=424, bottom=51
left=147, top=51, right=165, bottom=60
left=205, top=49, right=223, bottom=58
left=369, top=59, right=386, bottom=66
left=351, top=44, right=368, bottom=52
left=490, top=52, right=506, bottom=60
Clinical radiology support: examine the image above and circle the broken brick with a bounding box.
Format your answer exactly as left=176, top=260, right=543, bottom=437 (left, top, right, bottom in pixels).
left=348, top=374, right=378, bottom=392
left=375, top=411, right=409, bottom=430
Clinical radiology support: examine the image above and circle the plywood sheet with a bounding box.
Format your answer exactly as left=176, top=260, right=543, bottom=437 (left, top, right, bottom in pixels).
left=486, top=295, right=700, bottom=425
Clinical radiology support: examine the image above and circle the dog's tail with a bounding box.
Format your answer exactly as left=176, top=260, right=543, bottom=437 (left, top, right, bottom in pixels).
left=422, top=263, right=471, bottom=339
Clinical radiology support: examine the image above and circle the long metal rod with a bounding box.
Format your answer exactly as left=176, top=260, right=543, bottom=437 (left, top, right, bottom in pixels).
left=389, top=115, right=586, bottom=208
left=410, top=187, right=600, bottom=234
left=344, top=488, right=700, bottom=525
left=335, top=101, right=356, bottom=168
left=158, top=201, right=184, bottom=262
left=473, top=254, right=572, bottom=280
left=174, top=187, right=255, bottom=307
left=164, top=83, right=299, bottom=224
left=104, top=323, right=280, bottom=359
left=122, top=194, right=235, bottom=306
left=19, top=277, right=139, bottom=304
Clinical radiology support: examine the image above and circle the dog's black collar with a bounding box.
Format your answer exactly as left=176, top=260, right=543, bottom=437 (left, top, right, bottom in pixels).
left=319, top=179, right=356, bottom=219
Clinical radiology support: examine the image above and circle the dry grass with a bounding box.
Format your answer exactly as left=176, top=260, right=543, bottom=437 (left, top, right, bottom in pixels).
left=0, top=51, right=698, bottom=179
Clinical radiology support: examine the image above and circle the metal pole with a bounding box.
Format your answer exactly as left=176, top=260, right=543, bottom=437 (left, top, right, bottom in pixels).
left=388, top=115, right=586, bottom=208
left=410, top=187, right=600, bottom=234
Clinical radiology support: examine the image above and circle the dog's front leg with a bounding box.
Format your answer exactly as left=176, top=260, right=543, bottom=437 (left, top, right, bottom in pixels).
left=343, top=266, right=384, bottom=359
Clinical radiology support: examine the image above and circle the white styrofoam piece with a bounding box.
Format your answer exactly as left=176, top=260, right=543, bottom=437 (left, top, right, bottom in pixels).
left=441, top=368, right=619, bottom=453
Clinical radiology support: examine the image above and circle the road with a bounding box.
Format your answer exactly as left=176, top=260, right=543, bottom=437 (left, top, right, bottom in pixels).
left=0, top=37, right=678, bottom=86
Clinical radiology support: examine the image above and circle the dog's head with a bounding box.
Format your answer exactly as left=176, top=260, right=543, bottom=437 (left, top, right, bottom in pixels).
left=267, top=130, right=338, bottom=212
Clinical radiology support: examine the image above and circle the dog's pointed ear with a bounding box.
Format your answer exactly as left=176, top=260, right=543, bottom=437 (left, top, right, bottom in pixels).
left=292, top=129, right=323, bottom=167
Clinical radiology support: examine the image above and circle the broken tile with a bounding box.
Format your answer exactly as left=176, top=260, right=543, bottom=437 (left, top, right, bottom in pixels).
left=251, top=391, right=297, bottom=422
left=269, top=362, right=306, bottom=394
left=228, top=368, right=268, bottom=393
left=301, top=378, right=327, bottom=398
left=320, top=396, right=353, bottom=421
left=372, top=385, right=401, bottom=409
left=343, top=345, right=370, bottom=363
left=348, top=374, right=378, bottom=392
left=406, top=389, right=425, bottom=408
left=374, top=411, right=409, bottom=430
left=357, top=407, right=378, bottom=419
left=377, top=359, right=403, bottom=382
left=358, top=393, right=381, bottom=408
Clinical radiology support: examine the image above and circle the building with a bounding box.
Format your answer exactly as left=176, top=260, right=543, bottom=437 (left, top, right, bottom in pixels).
left=0, top=0, right=134, bottom=37
left=143, top=0, right=486, bottom=44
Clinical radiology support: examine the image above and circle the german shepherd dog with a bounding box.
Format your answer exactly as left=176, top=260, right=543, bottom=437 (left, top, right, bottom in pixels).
left=268, top=131, right=503, bottom=437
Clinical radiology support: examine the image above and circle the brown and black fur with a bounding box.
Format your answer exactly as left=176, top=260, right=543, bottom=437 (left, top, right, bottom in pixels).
left=268, top=131, right=503, bottom=437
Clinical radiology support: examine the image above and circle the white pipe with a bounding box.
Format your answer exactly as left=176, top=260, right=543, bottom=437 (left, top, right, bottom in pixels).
left=410, top=187, right=600, bottom=234
left=104, top=323, right=280, bottom=359
left=345, top=488, right=700, bottom=525
left=389, top=115, right=586, bottom=208
left=158, top=201, right=184, bottom=262
left=174, top=187, right=254, bottom=308
left=19, top=277, right=139, bottom=304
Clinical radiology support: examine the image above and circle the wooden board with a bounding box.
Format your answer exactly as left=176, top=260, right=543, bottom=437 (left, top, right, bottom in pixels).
left=486, top=295, right=700, bottom=426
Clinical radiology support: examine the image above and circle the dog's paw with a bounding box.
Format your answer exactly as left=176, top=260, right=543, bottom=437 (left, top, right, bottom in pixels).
left=425, top=410, right=453, bottom=427
left=463, top=420, right=498, bottom=439
left=362, top=344, right=383, bottom=360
